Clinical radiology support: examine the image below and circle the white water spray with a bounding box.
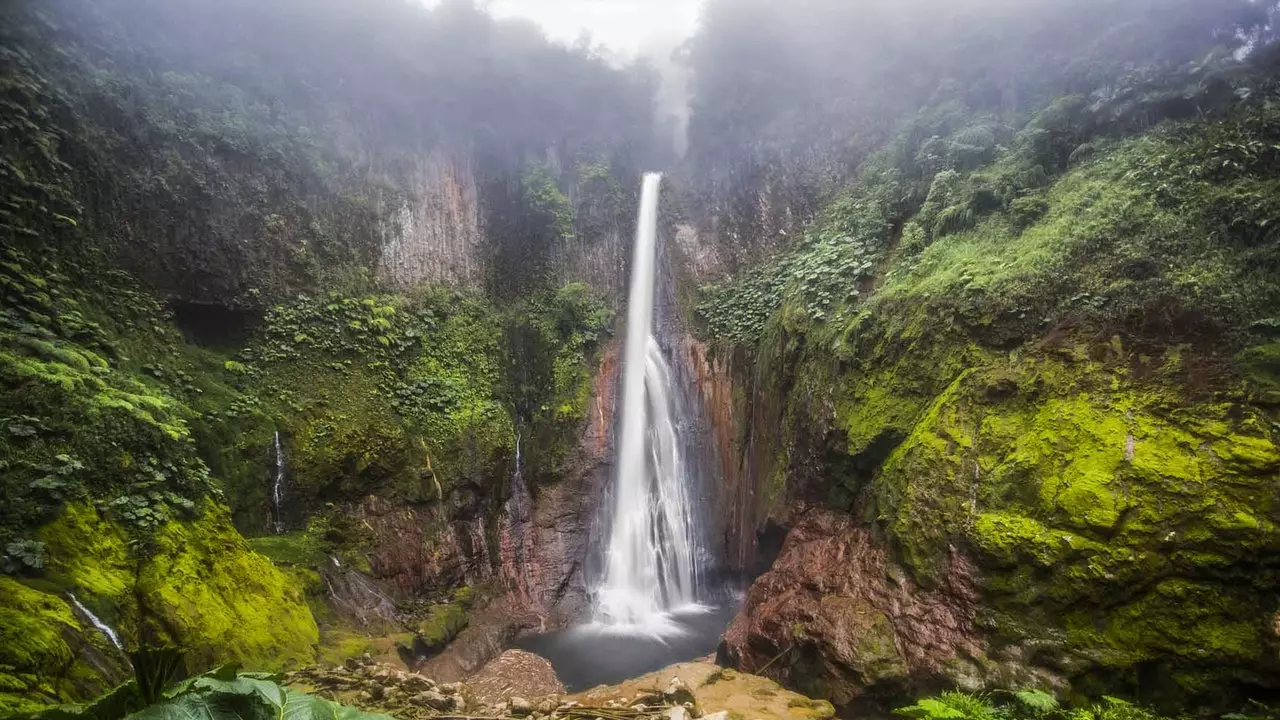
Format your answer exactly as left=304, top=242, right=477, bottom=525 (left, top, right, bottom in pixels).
left=272, top=431, right=286, bottom=534
left=595, top=173, right=703, bottom=631
left=68, top=593, right=124, bottom=651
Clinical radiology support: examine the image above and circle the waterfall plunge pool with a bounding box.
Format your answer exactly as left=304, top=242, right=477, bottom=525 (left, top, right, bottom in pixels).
left=514, top=599, right=741, bottom=692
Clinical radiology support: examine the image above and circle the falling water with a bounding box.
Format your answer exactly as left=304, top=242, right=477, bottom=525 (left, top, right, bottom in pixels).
left=272, top=430, right=286, bottom=534
left=594, top=173, right=703, bottom=630
left=503, top=431, right=535, bottom=601
left=68, top=593, right=124, bottom=651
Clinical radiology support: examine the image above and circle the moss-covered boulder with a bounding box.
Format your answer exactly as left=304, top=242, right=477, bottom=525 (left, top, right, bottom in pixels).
left=417, top=602, right=469, bottom=653
left=136, top=502, right=319, bottom=672
left=1, top=502, right=318, bottom=711
left=874, top=348, right=1280, bottom=700
left=0, top=577, right=131, bottom=716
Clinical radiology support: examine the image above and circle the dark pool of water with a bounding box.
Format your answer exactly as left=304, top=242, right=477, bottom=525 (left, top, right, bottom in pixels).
left=515, top=603, right=740, bottom=692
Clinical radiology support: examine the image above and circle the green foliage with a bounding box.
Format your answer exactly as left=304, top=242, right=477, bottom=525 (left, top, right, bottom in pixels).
left=522, top=163, right=576, bottom=242
left=220, top=281, right=610, bottom=523
left=895, top=692, right=1165, bottom=720
left=697, top=188, right=889, bottom=342
left=25, top=665, right=391, bottom=720
left=0, top=244, right=223, bottom=547
left=503, top=283, right=614, bottom=482
left=3, top=539, right=47, bottom=574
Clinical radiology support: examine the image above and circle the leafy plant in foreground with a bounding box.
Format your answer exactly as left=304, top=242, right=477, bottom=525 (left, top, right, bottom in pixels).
left=24, top=662, right=391, bottom=720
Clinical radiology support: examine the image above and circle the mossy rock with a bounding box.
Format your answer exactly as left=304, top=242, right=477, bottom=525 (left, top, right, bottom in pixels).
left=871, top=348, right=1280, bottom=699
left=417, top=603, right=468, bottom=652
left=0, top=577, right=131, bottom=716
left=37, top=504, right=135, bottom=624
left=2, top=501, right=320, bottom=709
left=136, top=501, right=319, bottom=673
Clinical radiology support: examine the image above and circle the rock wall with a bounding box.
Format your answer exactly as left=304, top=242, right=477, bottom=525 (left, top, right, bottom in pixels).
left=722, top=507, right=1019, bottom=710
left=354, top=495, right=496, bottom=598
left=706, top=322, right=1280, bottom=712
left=379, top=153, right=485, bottom=289
left=508, top=341, right=620, bottom=627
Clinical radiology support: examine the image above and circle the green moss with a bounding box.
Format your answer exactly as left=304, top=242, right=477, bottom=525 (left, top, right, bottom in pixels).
left=0, top=578, right=77, bottom=691
left=37, top=504, right=133, bottom=609
left=246, top=532, right=326, bottom=567
left=972, top=512, right=1102, bottom=567
left=136, top=501, right=318, bottom=673
left=452, top=585, right=476, bottom=608
left=870, top=346, right=1280, bottom=689
left=1065, top=578, right=1262, bottom=667
left=0, top=577, right=127, bottom=715
left=317, top=629, right=378, bottom=668
left=417, top=603, right=468, bottom=650
left=1237, top=343, right=1280, bottom=403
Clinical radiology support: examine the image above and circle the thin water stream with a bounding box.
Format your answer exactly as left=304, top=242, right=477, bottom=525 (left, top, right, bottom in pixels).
left=272, top=431, right=286, bottom=534
left=68, top=592, right=125, bottom=652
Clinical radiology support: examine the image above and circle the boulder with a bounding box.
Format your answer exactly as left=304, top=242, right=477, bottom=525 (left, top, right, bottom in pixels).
left=508, top=696, right=534, bottom=716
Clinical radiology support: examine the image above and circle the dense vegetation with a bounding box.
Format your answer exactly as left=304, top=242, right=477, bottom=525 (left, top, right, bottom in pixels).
left=4, top=0, right=1280, bottom=717
left=0, top=0, right=637, bottom=711
left=687, top=0, right=1280, bottom=713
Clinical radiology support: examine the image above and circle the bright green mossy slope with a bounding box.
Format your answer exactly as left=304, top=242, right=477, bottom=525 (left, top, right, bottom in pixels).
left=700, top=78, right=1280, bottom=708
left=0, top=503, right=317, bottom=715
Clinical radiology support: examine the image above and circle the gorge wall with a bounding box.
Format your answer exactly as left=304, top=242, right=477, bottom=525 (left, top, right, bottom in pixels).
left=675, top=0, right=1280, bottom=714
left=6, top=0, right=1280, bottom=717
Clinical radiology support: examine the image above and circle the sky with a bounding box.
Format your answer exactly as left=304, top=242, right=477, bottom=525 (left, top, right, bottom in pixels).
left=481, top=0, right=703, bottom=56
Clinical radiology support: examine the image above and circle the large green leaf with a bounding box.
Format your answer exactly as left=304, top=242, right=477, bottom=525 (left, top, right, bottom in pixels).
left=128, top=691, right=272, bottom=720
left=29, top=669, right=390, bottom=720
left=281, top=690, right=334, bottom=720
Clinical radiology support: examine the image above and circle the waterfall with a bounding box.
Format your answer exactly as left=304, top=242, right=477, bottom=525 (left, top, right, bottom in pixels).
left=594, top=173, right=703, bottom=630
left=503, top=431, right=534, bottom=601
left=68, top=593, right=124, bottom=651
left=272, top=430, right=286, bottom=534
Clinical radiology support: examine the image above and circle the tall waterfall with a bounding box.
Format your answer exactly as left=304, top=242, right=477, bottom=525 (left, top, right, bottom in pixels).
left=595, top=173, right=703, bottom=629
left=272, top=431, right=286, bottom=534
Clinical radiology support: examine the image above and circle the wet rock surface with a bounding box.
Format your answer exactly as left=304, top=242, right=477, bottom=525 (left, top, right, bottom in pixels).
left=721, top=507, right=987, bottom=708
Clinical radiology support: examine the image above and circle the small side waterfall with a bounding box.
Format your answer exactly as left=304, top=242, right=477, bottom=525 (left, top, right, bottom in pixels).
left=594, top=173, right=704, bottom=629
left=68, top=593, right=125, bottom=651
left=501, top=431, right=536, bottom=603
left=271, top=430, right=286, bottom=534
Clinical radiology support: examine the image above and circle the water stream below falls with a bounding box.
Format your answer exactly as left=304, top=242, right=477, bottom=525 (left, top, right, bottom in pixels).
left=518, top=173, right=736, bottom=689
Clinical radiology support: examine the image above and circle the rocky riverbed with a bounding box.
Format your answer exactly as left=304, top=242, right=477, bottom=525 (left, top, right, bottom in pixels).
left=285, top=652, right=834, bottom=720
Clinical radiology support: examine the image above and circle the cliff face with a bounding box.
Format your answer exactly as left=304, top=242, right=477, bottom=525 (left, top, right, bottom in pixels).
left=380, top=153, right=486, bottom=289
left=681, top=91, right=1280, bottom=713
